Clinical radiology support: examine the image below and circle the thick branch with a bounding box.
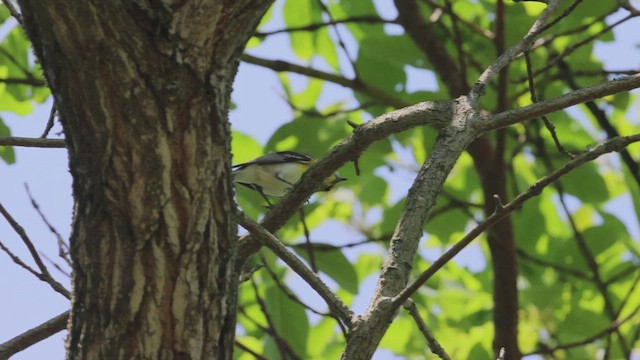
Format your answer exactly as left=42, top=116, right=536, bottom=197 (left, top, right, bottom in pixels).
left=341, top=97, right=481, bottom=359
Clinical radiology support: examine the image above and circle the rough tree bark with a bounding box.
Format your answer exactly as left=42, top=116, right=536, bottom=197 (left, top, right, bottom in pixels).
left=17, top=1, right=272, bottom=358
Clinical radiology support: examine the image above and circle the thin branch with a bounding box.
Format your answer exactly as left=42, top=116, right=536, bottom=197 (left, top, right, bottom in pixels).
left=522, top=14, right=636, bottom=82
left=469, top=0, right=560, bottom=105
left=1, top=0, right=22, bottom=24
left=0, top=137, right=66, bottom=148
left=0, top=77, right=47, bottom=87
left=259, top=256, right=330, bottom=317
left=234, top=340, right=269, bottom=360
left=249, top=278, right=302, bottom=360
left=524, top=304, right=640, bottom=356
left=391, top=133, right=640, bottom=309
left=516, top=248, right=591, bottom=281
left=0, top=311, right=68, bottom=359
left=239, top=213, right=354, bottom=328
left=298, top=207, right=317, bottom=273
left=420, top=0, right=495, bottom=39
left=40, top=102, right=57, bottom=139
left=254, top=15, right=389, bottom=38
left=558, top=60, right=640, bottom=187
left=524, top=51, right=576, bottom=158
left=316, top=0, right=358, bottom=77
left=241, top=54, right=408, bottom=108
left=403, top=299, right=451, bottom=360
left=0, top=202, right=70, bottom=298
left=487, top=72, right=640, bottom=130
left=25, top=184, right=71, bottom=267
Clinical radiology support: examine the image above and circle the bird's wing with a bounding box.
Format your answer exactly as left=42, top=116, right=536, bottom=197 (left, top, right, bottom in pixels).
left=232, top=151, right=313, bottom=169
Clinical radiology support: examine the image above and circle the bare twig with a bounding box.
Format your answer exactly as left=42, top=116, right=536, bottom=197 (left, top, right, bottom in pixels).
left=0, top=311, right=68, bottom=359
left=404, top=300, right=451, bottom=360
left=25, top=184, right=71, bottom=267
left=0, top=202, right=70, bottom=298
left=0, top=137, right=66, bottom=148
left=40, top=102, right=57, bottom=138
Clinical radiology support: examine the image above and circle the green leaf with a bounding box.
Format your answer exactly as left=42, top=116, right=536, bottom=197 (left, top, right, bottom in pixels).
left=0, top=118, right=15, bottom=164
left=264, top=283, right=309, bottom=358
left=294, top=246, right=359, bottom=294
left=561, top=162, right=609, bottom=204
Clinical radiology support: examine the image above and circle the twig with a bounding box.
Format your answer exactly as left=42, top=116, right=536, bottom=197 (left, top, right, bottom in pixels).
left=40, top=102, right=57, bottom=138
left=469, top=0, right=559, bottom=105
left=316, top=0, right=358, bottom=77
left=516, top=248, right=590, bottom=280
left=298, top=207, right=317, bottom=273
left=0, top=137, right=66, bottom=148
left=524, top=51, right=575, bottom=158
left=0, top=201, right=70, bottom=298
left=242, top=54, right=408, bottom=109
left=391, top=134, right=640, bottom=308
left=249, top=278, right=302, bottom=360
left=254, top=15, right=389, bottom=38
left=0, top=77, right=47, bottom=87
left=0, top=311, right=68, bottom=359
left=259, top=256, right=329, bottom=317
left=25, top=184, right=71, bottom=267
left=0, top=0, right=22, bottom=24
left=239, top=213, right=354, bottom=328
left=234, top=340, right=269, bottom=360
left=558, top=60, right=640, bottom=187
left=403, top=300, right=451, bottom=360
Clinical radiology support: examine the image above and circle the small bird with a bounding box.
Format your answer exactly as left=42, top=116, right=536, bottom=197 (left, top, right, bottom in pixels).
left=232, top=151, right=346, bottom=206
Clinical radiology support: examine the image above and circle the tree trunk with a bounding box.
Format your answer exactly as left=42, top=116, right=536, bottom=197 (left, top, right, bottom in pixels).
left=17, top=1, right=272, bottom=358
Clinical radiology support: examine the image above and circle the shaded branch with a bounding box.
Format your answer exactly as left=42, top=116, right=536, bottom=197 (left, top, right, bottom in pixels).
left=404, top=300, right=451, bottom=360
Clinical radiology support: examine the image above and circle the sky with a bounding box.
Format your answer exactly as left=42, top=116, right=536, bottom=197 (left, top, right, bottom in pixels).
left=1, top=1, right=640, bottom=359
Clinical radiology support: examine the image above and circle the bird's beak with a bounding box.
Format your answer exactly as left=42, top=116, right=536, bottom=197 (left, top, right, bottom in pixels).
left=322, top=175, right=347, bottom=191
